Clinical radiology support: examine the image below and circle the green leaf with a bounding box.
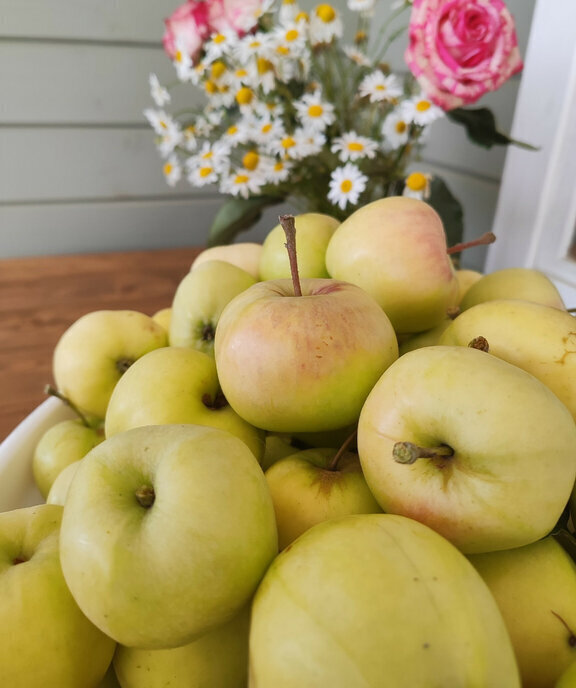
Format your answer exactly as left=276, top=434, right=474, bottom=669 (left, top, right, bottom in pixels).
left=206, top=195, right=285, bottom=247
left=426, top=176, right=464, bottom=254
left=447, top=107, right=538, bottom=150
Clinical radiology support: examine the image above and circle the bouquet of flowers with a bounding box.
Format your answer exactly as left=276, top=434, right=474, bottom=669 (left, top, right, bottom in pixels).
left=145, top=0, right=526, bottom=247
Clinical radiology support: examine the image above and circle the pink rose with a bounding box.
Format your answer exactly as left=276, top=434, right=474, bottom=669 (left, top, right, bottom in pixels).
left=209, top=0, right=263, bottom=36
left=405, top=0, right=523, bottom=110
left=162, top=1, right=211, bottom=61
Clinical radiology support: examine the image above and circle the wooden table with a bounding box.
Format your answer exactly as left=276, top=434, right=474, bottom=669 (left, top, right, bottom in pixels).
left=0, top=247, right=202, bottom=442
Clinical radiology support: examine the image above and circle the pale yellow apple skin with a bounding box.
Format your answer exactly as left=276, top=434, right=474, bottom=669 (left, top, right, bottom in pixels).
left=0, top=505, right=116, bottom=687
left=261, top=433, right=296, bottom=472
left=468, top=536, right=576, bottom=688
left=33, top=418, right=104, bottom=498
left=398, top=317, right=452, bottom=355
left=60, top=424, right=278, bottom=649
left=151, top=306, right=172, bottom=333
left=265, top=447, right=383, bottom=550
left=53, top=310, right=168, bottom=418
left=169, top=260, right=256, bottom=354
left=214, top=278, right=398, bottom=433
left=439, top=299, right=576, bottom=421
left=46, top=459, right=82, bottom=506
left=460, top=267, right=566, bottom=311
left=357, top=346, right=576, bottom=554
left=325, top=196, right=459, bottom=334
left=104, top=346, right=265, bottom=461
left=192, top=242, right=263, bottom=280
left=249, top=513, right=521, bottom=687
left=455, top=268, right=483, bottom=302
left=113, top=604, right=250, bottom=688
left=259, top=212, right=340, bottom=280
left=556, top=659, right=576, bottom=687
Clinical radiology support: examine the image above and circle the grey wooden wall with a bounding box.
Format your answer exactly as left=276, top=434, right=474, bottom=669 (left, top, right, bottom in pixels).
left=1, top=0, right=535, bottom=271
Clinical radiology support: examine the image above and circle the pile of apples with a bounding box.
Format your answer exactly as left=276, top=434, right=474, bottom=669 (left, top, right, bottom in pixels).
left=2, top=196, right=576, bottom=688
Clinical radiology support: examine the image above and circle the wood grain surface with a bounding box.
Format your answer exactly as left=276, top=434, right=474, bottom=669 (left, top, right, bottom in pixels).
left=0, top=247, right=201, bottom=442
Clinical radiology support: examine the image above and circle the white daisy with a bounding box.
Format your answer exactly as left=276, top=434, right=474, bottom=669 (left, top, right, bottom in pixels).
left=172, top=38, right=195, bottom=82
left=187, top=161, right=220, bottom=187
left=149, top=74, right=170, bottom=107
left=358, top=72, right=402, bottom=103
left=381, top=111, right=411, bottom=149
left=204, top=30, right=238, bottom=63
left=181, top=124, right=199, bottom=152
left=157, top=128, right=183, bottom=158
left=348, top=0, right=375, bottom=11
left=221, top=119, right=251, bottom=147
left=403, top=171, right=432, bottom=200
left=279, top=0, right=301, bottom=24
left=252, top=116, right=286, bottom=151
left=268, top=131, right=300, bottom=158
left=234, top=85, right=259, bottom=113
left=328, top=163, right=368, bottom=210
left=402, top=95, right=444, bottom=126
left=143, top=109, right=177, bottom=136
left=294, top=91, right=335, bottom=132
left=309, top=4, right=343, bottom=45
left=343, top=45, right=371, bottom=67
left=192, top=140, right=231, bottom=173
left=220, top=168, right=265, bottom=198
left=293, top=127, right=327, bottom=158
left=162, top=156, right=182, bottom=186
left=265, top=158, right=293, bottom=184
left=271, top=22, right=308, bottom=63
left=331, top=131, right=378, bottom=162
left=234, top=32, right=270, bottom=64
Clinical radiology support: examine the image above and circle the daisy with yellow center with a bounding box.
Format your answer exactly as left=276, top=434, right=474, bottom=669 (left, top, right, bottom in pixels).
left=149, top=73, right=170, bottom=107
left=403, top=171, right=432, bottom=200
left=358, top=72, right=402, bottom=103
left=328, top=163, right=368, bottom=210
left=402, top=94, right=443, bottom=126
left=220, top=168, right=264, bottom=199
left=204, top=30, right=236, bottom=63
left=187, top=162, right=218, bottom=187
left=381, top=111, right=411, bottom=149
left=331, top=131, right=379, bottom=162
left=309, top=4, right=343, bottom=45
left=294, top=91, right=335, bottom=132
left=162, top=155, right=182, bottom=186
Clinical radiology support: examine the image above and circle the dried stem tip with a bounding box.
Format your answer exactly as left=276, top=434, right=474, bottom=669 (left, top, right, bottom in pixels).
left=447, top=232, right=496, bottom=255
left=135, top=484, right=155, bottom=508
left=393, top=441, right=454, bottom=465
left=468, top=336, right=490, bottom=352
left=279, top=214, right=302, bottom=297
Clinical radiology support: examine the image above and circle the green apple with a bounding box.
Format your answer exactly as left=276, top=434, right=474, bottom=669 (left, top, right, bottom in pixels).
left=468, top=535, right=576, bottom=688
left=32, top=418, right=104, bottom=498
left=0, top=504, right=116, bottom=687
left=151, top=306, right=172, bottom=333
left=261, top=433, right=298, bottom=472
left=357, top=345, right=576, bottom=553
left=325, top=196, right=459, bottom=335
left=249, top=513, right=520, bottom=687
left=460, top=267, right=566, bottom=311
left=455, top=268, right=483, bottom=303
left=556, top=659, right=576, bottom=687
left=46, top=459, right=82, bottom=506
left=59, top=424, right=278, bottom=649
left=259, top=212, right=340, bottom=280
left=113, top=603, right=250, bottom=688
left=104, top=346, right=265, bottom=461
left=53, top=310, right=168, bottom=418
left=265, top=444, right=382, bottom=550
left=439, top=299, right=576, bottom=421
left=169, top=259, right=256, bottom=354
left=214, top=277, right=398, bottom=433
left=191, top=242, right=263, bottom=280
left=398, top=317, right=453, bottom=355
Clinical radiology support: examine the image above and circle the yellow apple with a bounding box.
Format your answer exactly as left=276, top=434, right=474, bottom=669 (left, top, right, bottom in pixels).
left=191, top=242, right=263, bottom=280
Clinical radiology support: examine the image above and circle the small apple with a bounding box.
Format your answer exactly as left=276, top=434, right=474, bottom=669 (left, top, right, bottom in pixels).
left=151, top=306, right=172, bottom=333
left=32, top=418, right=104, bottom=498
left=191, top=242, right=263, bottom=280
left=46, top=459, right=82, bottom=506
left=113, top=603, right=250, bottom=688
left=104, top=346, right=265, bottom=461
left=264, top=436, right=383, bottom=550
left=249, top=513, right=520, bottom=686
left=169, top=259, right=256, bottom=354
left=214, top=216, right=398, bottom=434
left=455, top=268, right=483, bottom=302
left=0, top=504, right=116, bottom=687
left=52, top=310, right=168, bottom=418
left=59, top=424, right=278, bottom=649
left=357, top=345, right=576, bottom=553
left=460, top=267, right=566, bottom=311
left=259, top=212, right=340, bottom=280
left=467, top=535, right=576, bottom=688
left=325, top=196, right=459, bottom=334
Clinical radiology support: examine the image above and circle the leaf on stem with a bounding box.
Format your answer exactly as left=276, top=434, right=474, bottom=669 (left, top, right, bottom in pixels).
left=206, top=196, right=285, bottom=247
left=447, top=107, right=538, bottom=150
left=426, top=176, right=464, bottom=254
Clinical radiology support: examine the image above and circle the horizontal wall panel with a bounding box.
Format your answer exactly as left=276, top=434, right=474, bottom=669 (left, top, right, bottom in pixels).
left=0, top=128, right=197, bottom=202
left=1, top=0, right=177, bottom=43
left=0, top=42, right=195, bottom=125
left=0, top=197, right=297, bottom=258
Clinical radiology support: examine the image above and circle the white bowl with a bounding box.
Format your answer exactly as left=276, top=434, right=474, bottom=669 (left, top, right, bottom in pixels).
left=0, top=398, right=76, bottom=512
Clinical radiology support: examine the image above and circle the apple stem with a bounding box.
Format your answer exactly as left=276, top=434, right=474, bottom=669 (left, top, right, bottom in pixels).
left=328, top=429, right=358, bottom=472
left=447, top=232, right=496, bottom=256
left=392, top=441, right=454, bottom=465
left=279, top=214, right=302, bottom=297
left=44, top=384, right=92, bottom=428
left=468, top=336, right=490, bottom=352
left=135, top=485, right=155, bottom=508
